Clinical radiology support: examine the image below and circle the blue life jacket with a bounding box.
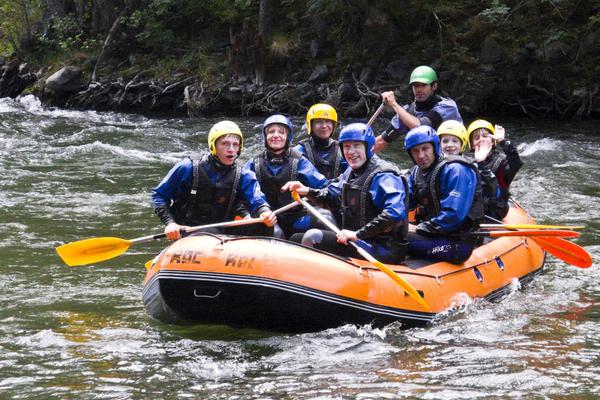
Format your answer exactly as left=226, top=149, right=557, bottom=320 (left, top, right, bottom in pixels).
left=411, top=155, right=483, bottom=234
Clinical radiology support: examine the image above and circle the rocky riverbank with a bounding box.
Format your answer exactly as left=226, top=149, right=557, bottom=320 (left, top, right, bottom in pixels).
left=2, top=53, right=599, bottom=119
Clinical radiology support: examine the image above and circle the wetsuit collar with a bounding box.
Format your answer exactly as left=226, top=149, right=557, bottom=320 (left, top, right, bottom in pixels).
left=208, top=154, right=235, bottom=170
left=265, top=148, right=289, bottom=165
left=415, top=94, right=441, bottom=112
left=310, top=135, right=334, bottom=149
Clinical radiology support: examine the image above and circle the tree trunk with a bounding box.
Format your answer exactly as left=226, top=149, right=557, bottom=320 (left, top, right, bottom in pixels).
left=258, top=0, right=269, bottom=36
left=90, top=7, right=125, bottom=83
left=44, top=0, right=66, bottom=18
left=255, top=0, right=272, bottom=85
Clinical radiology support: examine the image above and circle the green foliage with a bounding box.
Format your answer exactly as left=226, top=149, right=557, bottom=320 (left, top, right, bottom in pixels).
left=479, top=0, right=511, bottom=24
left=0, top=0, right=43, bottom=55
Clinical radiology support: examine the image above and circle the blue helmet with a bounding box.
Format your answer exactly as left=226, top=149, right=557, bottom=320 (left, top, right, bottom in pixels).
left=404, top=125, right=441, bottom=161
left=338, top=122, right=376, bottom=160
left=262, top=114, right=293, bottom=148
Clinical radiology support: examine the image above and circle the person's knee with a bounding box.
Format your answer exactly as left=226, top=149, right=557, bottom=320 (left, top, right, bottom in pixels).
left=273, top=224, right=285, bottom=239
left=301, top=229, right=324, bottom=247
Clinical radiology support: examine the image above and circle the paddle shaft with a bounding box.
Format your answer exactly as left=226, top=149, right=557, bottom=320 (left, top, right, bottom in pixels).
left=470, top=229, right=580, bottom=238
left=131, top=201, right=300, bottom=244
left=366, top=103, right=385, bottom=127
left=480, top=223, right=584, bottom=230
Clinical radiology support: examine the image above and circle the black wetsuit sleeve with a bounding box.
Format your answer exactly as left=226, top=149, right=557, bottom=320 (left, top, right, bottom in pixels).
left=154, top=204, right=175, bottom=226
left=415, top=220, right=443, bottom=237
left=234, top=201, right=251, bottom=218
left=307, top=187, right=330, bottom=202
left=356, top=211, right=397, bottom=240
left=252, top=204, right=271, bottom=218
left=500, top=140, right=523, bottom=186
left=380, top=124, right=403, bottom=143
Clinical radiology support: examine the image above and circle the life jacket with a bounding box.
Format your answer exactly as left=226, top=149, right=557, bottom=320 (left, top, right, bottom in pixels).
left=254, top=148, right=304, bottom=219
left=171, top=154, right=241, bottom=226
left=299, top=137, right=343, bottom=179
left=341, top=158, right=408, bottom=242
left=477, top=150, right=510, bottom=219
left=412, top=155, right=483, bottom=233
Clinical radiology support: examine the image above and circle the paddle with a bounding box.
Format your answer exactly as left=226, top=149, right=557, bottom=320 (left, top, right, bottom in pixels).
left=366, top=102, right=385, bottom=126
left=480, top=223, right=585, bottom=230
left=471, top=229, right=580, bottom=238
left=291, top=191, right=430, bottom=311
left=56, top=202, right=300, bottom=267
left=529, top=236, right=592, bottom=268
left=484, top=215, right=592, bottom=268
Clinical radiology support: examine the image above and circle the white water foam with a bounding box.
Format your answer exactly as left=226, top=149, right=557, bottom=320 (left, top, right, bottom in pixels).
left=518, top=138, right=561, bottom=157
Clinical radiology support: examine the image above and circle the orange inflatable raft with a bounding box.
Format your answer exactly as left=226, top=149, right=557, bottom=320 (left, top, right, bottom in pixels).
left=142, top=205, right=545, bottom=332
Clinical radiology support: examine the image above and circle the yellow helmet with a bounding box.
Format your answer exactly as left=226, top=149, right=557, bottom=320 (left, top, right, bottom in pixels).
left=436, top=120, right=468, bottom=152
left=467, top=119, right=495, bottom=149
left=208, top=120, right=243, bottom=156
left=306, top=103, right=338, bottom=135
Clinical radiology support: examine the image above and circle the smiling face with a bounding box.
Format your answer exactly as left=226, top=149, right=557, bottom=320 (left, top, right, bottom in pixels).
left=409, top=142, right=436, bottom=169
left=470, top=128, right=494, bottom=149
left=310, top=119, right=334, bottom=140
left=214, top=134, right=241, bottom=166
left=265, top=123, right=289, bottom=153
left=342, top=141, right=367, bottom=170
left=440, top=134, right=462, bottom=155
left=411, top=82, right=437, bottom=102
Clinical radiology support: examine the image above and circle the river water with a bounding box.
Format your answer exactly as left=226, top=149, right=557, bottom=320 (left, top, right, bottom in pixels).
left=0, top=95, right=598, bottom=399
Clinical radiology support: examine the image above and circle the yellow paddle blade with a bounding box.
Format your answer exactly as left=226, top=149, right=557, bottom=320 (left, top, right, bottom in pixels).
left=56, top=237, right=132, bottom=267
left=370, top=258, right=431, bottom=311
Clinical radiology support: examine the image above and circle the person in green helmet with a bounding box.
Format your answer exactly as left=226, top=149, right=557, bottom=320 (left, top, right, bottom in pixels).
left=374, top=65, right=463, bottom=153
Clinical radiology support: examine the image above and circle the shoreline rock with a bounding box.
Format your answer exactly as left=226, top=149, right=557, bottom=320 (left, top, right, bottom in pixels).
left=1, top=60, right=599, bottom=120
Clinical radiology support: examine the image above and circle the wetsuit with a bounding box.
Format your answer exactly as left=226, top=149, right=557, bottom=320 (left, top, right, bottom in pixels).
left=152, top=154, right=272, bottom=236
left=296, top=156, right=408, bottom=264
left=381, top=94, right=462, bottom=144
left=468, top=140, right=523, bottom=221
left=245, top=149, right=329, bottom=238
left=407, top=155, right=484, bottom=264
left=295, top=136, right=348, bottom=179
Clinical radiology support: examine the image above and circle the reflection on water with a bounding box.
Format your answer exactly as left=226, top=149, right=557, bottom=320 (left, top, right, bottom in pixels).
left=0, top=95, right=598, bottom=398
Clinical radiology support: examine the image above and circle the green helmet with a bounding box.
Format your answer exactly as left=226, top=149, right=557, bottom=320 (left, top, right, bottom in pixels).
left=409, top=66, right=438, bottom=85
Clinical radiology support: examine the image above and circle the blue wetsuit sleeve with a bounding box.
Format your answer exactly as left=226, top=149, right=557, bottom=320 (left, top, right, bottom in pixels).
left=293, top=143, right=306, bottom=156
left=239, top=167, right=271, bottom=217
left=151, top=159, right=192, bottom=209
left=429, top=163, right=476, bottom=233
left=151, top=159, right=193, bottom=225
left=307, top=169, right=346, bottom=206
left=369, top=173, right=407, bottom=222
left=244, top=158, right=256, bottom=173
left=355, top=173, right=407, bottom=239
